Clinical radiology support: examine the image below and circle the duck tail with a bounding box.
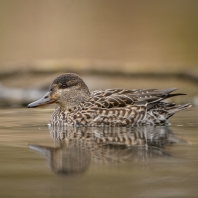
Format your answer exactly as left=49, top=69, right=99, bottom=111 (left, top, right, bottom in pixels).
left=166, top=103, right=192, bottom=119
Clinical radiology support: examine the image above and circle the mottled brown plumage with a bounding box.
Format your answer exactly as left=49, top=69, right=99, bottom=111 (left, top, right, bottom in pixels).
left=28, top=73, right=192, bottom=126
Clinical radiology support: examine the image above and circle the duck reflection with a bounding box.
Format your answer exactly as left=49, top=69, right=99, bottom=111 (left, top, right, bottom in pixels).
left=29, top=125, right=187, bottom=175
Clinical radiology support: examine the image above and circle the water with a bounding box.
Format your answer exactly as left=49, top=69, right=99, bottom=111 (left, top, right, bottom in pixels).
left=0, top=107, right=197, bottom=198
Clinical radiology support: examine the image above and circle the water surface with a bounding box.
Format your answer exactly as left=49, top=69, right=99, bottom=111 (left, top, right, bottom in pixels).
left=0, top=107, right=197, bottom=198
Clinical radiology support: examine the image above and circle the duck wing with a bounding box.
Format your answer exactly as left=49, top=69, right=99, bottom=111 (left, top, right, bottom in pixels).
left=89, top=88, right=183, bottom=109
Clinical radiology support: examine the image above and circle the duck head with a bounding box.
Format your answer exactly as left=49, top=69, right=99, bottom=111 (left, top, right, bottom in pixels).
left=28, top=73, right=90, bottom=109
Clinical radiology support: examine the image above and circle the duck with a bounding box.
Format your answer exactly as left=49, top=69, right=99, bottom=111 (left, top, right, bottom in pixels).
left=28, top=73, right=192, bottom=126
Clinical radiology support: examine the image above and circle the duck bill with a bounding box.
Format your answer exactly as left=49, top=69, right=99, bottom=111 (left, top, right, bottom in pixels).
left=28, top=92, right=55, bottom=108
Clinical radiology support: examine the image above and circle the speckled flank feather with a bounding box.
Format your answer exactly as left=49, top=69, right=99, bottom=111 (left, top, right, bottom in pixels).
left=50, top=100, right=191, bottom=127
left=28, top=73, right=192, bottom=126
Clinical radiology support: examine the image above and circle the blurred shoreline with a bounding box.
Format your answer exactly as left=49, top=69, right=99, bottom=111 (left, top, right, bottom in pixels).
left=1, top=60, right=198, bottom=84
left=0, top=62, right=197, bottom=108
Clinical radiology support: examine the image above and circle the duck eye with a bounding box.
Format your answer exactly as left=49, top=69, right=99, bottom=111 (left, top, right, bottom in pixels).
left=60, top=84, right=68, bottom=89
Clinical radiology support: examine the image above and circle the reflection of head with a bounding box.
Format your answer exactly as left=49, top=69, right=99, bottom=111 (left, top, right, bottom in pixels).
left=29, top=141, right=90, bottom=176
left=51, top=142, right=90, bottom=176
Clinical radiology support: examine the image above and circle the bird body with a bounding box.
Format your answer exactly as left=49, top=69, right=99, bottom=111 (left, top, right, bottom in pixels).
left=28, top=73, right=191, bottom=126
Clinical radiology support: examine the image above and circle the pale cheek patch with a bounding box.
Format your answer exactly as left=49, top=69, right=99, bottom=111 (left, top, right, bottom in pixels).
left=51, top=89, right=62, bottom=101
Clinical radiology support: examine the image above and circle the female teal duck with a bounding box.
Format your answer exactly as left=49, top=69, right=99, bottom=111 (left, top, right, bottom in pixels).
left=28, top=73, right=191, bottom=126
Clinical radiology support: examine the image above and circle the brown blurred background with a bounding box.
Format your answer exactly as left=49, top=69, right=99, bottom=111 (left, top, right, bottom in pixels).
left=1, top=0, right=198, bottom=71
left=0, top=0, right=197, bottom=106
